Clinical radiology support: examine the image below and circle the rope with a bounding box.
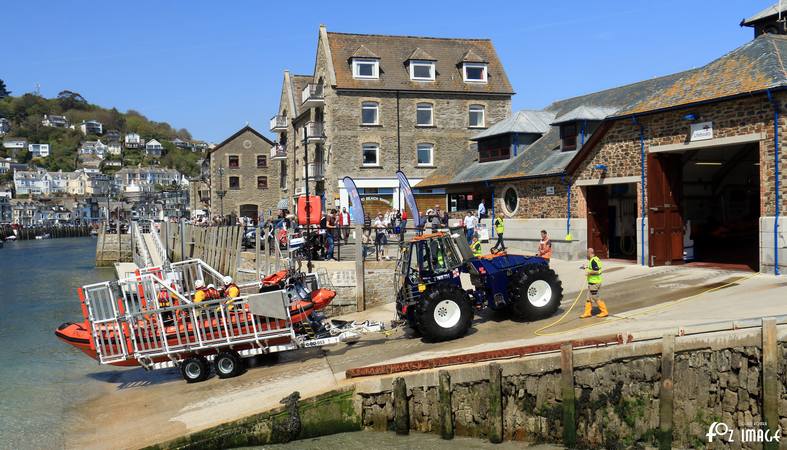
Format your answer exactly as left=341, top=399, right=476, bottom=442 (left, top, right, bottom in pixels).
left=533, top=271, right=758, bottom=337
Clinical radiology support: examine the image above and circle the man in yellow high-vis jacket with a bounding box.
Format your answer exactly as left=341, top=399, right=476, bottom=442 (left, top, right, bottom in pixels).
left=491, top=212, right=506, bottom=253
left=580, top=248, right=608, bottom=318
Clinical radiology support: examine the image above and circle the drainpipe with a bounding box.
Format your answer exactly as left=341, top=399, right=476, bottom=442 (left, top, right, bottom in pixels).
left=513, top=132, right=519, bottom=157
left=580, top=119, right=587, bottom=146
left=767, top=89, right=781, bottom=275
left=560, top=173, right=572, bottom=241
left=632, top=116, right=646, bottom=266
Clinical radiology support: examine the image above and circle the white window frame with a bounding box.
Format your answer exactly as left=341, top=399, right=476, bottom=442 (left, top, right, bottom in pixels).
left=416, top=103, right=434, bottom=127
left=416, top=143, right=434, bottom=166
left=352, top=58, right=379, bottom=79
left=361, top=101, right=379, bottom=125
left=463, top=63, right=488, bottom=83
left=468, top=104, right=485, bottom=128
left=362, top=143, right=380, bottom=166
left=409, top=60, right=435, bottom=81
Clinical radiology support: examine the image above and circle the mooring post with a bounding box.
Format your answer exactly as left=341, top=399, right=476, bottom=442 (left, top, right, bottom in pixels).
left=438, top=370, right=453, bottom=440
left=762, top=318, right=778, bottom=450
left=659, top=333, right=675, bottom=450
left=393, top=377, right=409, bottom=435
left=488, top=362, right=503, bottom=443
left=560, top=343, right=576, bottom=448
left=354, top=223, right=365, bottom=312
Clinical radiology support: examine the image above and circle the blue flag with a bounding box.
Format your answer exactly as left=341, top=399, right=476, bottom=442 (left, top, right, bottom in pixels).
left=342, top=176, right=365, bottom=225
left=396, top=170, right=421, bottom=227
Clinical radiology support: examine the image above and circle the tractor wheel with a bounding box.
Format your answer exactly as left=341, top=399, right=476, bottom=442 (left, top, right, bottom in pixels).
left=416, top=285, right=474, bottom=342
left=509, top=265, right=563, bottom=321
left=214, top=350, right=245, bottom=379
left=181, top=355, right=210, bottom=383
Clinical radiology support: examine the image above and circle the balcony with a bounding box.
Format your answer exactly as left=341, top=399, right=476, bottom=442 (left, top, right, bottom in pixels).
left=301, top=162, right=324, bottom=181
left=269, top=115, right=287, bottom=132
left=270, top=144, right=287, bottom=160
left=301, top=83, right=324, bottom=109
left=303, top=121, right=325, bottom=143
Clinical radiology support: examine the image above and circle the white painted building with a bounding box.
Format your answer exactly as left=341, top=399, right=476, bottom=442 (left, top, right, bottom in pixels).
left=80, top=120, right=103, bottom=135
left=125, top=132, right=142, bottom=148
left=145, top=139, right=164, bottom=157
left=29, top=143, right=50, bottom=158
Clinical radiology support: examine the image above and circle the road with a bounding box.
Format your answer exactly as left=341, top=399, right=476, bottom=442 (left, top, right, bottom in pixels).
left=64, top=258, right=786, bottom=449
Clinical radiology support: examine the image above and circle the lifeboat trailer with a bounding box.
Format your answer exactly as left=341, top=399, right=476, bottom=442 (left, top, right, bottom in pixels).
left=55, top=259, right=384, bottom=382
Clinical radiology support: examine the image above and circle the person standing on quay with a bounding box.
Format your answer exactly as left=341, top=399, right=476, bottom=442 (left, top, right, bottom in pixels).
left=491, top=212, right=506, bottom=253
left=580, top=247, right=608, bottom=318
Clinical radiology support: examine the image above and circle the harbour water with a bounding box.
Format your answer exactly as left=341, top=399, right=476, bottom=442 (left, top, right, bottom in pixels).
left=0, top=237, right=115, bottom=449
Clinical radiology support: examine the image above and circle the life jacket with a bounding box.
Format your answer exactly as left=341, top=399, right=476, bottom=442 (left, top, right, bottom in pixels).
left=224, top=283, right=240, bottom=298
left=586, top=256, right=603, bottom=285
left=193, top=287, right=208, bottom=303
left=471, top=240, right=482, bottom=257
left=207, top=288, right=221, bottom=299
left=157, top=290, right=171, bottom=307
left=494, top=217, right=505, bottom=234
left=538, top=238, right=553, bottom=259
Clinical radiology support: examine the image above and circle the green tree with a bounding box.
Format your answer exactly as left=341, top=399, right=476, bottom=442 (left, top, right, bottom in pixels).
left=57, top=90, right=89, bottom=111
left=0, top=79, right=10, bottom=98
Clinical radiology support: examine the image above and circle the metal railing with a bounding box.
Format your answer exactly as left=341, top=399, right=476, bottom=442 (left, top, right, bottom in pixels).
left=301, top=162, right=324, bottom=180
left=269, top=115, right=287, bottom=131
left=270, top=144, right=287, bottom=160
left=303, top=121, right=324, bottom=141
left=131, top=221, right=154, bottom=268
left=301, top=83, right=323, bottom=105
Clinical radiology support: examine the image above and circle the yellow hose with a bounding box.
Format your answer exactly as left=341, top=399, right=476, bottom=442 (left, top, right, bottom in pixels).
left=534, top=271, right=758, bottom=337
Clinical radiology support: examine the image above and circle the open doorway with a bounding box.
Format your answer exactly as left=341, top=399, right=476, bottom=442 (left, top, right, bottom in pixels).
left=680, top=143, right=760, bottom=270
left=586, top=183, right=637, bottom=260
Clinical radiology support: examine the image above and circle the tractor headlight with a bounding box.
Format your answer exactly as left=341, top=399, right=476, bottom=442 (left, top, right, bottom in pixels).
left=418, top=283, right=426, bottom=292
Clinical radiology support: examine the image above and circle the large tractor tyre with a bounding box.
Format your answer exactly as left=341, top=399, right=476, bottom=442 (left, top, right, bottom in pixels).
left=416, top=285, right=474, bottom=342
left=509, top=265, right=563, bottom=321
left=214, top=350, right=246, bottom=379
left=181, top=355, right=210, bottom=383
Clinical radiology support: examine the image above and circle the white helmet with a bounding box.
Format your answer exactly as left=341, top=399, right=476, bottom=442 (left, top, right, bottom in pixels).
left=223, top=276, right=233, bottom=285
left=194, top=279, right=205, bottom=289
left=207, top=284, right=215, bottom=289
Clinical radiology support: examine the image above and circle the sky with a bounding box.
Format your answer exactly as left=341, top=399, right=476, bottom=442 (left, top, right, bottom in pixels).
left=2, top=0, right=775, bottom=143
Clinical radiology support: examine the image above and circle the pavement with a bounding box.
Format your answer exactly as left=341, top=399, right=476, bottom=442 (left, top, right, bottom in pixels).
left=64, top=244, right=787, bottom=450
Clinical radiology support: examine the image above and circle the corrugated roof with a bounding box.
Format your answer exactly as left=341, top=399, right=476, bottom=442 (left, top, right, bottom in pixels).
left=617, top=34, right=787, bottom=116
left=325, top=31, right=513, bottom=94
left=471, top=110, right=556, bottom=140
left=551, top=105, right=619, bottom=125
left=742, top=2, right=786, bottom=25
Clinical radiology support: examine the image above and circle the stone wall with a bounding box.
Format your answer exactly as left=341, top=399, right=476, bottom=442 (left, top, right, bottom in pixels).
left=95, top=230, right=131, bottom=266
left=358, top=324, right=786, bottom=449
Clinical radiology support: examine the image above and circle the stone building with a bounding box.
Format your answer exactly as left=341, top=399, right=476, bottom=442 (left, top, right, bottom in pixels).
left=206, top=125, right=280, bottom=221
left=420, top=6, right=787, bottom=274
left=270, top=26, right=513, bottom=216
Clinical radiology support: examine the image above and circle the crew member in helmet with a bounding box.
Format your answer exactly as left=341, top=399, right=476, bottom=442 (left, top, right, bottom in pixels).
left=222, top=276, right=240, bottom=299
left=193, top=279, right=208, bottom=303
left=206, top=283, right=220, bottom=300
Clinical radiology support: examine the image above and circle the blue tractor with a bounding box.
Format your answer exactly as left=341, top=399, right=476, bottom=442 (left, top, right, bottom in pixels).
left=395, top=230, right=563, bottom=341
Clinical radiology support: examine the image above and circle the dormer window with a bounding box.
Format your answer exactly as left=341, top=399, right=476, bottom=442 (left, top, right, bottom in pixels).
left=353, top=59, right=379, bottom=79
left=410, top=60, right=435, bottom=81
left=560, top=123, right=578, bottom=151
left=463, top=63, right=487, bottom=83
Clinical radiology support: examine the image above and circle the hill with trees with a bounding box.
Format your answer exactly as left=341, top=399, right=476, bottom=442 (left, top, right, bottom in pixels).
left=0, top=81, right=202, bottom=177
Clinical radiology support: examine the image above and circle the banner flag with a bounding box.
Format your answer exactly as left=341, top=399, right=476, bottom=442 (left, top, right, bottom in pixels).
left=342, top=176, right=365, bottom=225
left=396, top=170, right=422, bottom=227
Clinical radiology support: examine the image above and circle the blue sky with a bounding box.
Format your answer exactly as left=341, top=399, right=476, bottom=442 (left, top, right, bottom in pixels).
left=3, top=0, right=774, bottom=142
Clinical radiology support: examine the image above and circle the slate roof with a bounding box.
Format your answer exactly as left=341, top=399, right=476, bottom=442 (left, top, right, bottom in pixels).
left=471, top=110, right=556, bottom=140
left=551, top=105, right=619, bottom=125
left=741, top=2, right=786, bottom=25
left=289, top=74, right=313, bottom=116
left=325, top=31, right=513, bottom=94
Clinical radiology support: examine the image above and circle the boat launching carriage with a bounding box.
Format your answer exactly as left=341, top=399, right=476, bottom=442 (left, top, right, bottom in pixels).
left=55, top=259, right=383, bottom=382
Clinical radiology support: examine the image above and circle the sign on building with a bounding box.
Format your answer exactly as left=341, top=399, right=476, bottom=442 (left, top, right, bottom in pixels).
left=546, top=186, right=555, bottom=195
left=690, top=121, right=713, bottom=141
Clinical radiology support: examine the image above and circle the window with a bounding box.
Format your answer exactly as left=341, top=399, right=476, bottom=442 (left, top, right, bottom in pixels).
left=417, top=143, right=433, bottom=166
left=362, top=143, right=379, bottom=166
left=257, top=176, right=268, bottom=189
left=410, top=60, right=435, bottom=81
left=280, top=161, right=287, bottom=189
left=229, top=176, right=240, bottom=190
left=469, top=105, right=485, bottom=128
left=503, top=186, right=519, bottom=215
left=257, top=155, right=267, bottom=168
left=352, top=58, right=379, bottom=79
left=463, top=63, right=488, bottom=82
left=560, top=123, right=578, bottom=150
left=361, top=102, right=379, bottom=125
left=416, top=103, right=433, bottom=126
left=228, top=155, right=239, bottom=168
left=478, top=135, right=510, bottom=162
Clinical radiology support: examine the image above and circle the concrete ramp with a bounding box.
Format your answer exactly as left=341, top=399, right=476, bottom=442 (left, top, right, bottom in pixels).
left=142, top=233, right=165, bottom=267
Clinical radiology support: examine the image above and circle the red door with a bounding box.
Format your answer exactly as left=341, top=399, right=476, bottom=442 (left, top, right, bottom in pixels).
left=647, top=153, right=684, bottom=266
left=586, top=186, right=610, bottom=258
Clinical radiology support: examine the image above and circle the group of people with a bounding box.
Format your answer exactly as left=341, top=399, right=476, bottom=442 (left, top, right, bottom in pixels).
left=192, top=276, right=240, bottom=303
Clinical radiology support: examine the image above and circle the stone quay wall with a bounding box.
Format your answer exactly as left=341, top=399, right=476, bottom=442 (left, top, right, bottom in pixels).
left=95, top=230, right=131, bottom=266
left=358, top=322, right=786, bottom=449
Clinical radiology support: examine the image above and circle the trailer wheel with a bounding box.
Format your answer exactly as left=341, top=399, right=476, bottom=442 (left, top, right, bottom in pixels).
left=509, top=265, right=563, bottom=321
left=214, top=351, right=245, bottom=379
left=417, top=284, right=473, bottom=342
left=181, top=356, right=210, bottom=383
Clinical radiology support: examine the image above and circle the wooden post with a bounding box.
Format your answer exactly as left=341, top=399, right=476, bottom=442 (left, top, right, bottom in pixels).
left=762, top=318, right=778, bottom=450
left=179, top=220, right=186, bottom=263
left=255, top=224, right=261, bottom=278
left=659, top=334, right=675, bottom=450
left=393, top=377, right=409, bottom=435
left=354, top=223, right=365, bottom=312
left=560, top=343, right=576, bottom=448
left=438, top=370, right=453, bottom=440
left=488, top=362, right=503, bottom=444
